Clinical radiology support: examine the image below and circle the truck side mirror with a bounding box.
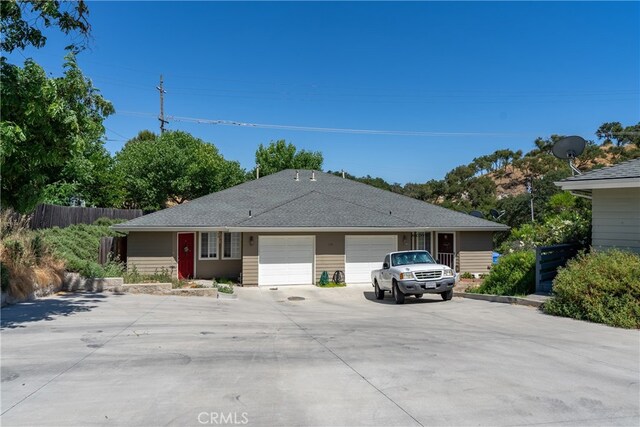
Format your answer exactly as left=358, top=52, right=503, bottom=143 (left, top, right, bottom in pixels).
left=383, top=262, right=389, bottom=269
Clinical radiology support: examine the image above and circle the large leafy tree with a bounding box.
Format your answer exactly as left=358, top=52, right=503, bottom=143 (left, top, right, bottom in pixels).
left=0, top=54, right=114, bottom=212
left=42, top=141, right=125, bottom=208
left=254, top=140, right=323, bottom=177
left=1, top=0, right=90, bottom=53
left=115, top=131, right=246, bottom=211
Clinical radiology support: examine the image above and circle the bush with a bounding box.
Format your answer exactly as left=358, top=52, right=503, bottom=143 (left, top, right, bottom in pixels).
left=467, top=250, right=535, bottom=296
left=0, top=209, right=66, bottom=298
left=460, top=272, right=474, bottom=279
left=38, top=222, right=123, bottom=278
left=544, top=250, right=640, bottom=329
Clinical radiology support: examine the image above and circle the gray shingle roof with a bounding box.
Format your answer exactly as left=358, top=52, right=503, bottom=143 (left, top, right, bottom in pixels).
left=114, top=170, right=508, bottom=231
left=561, top=158, right=640, bottom=182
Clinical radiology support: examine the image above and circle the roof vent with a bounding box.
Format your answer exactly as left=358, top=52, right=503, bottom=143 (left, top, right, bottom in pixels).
left=249, top=210, right=252, bottom=218
left=341, top=169, right=345, bottom=178
left=310, top=171, right=316, bottom=181
left=294, top=170, right=299, bottom=181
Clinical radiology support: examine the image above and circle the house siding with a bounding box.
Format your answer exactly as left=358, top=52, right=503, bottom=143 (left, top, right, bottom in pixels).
left=128, top=230, right=495, bottom=283
left=592, top=188, right=640, bottom=253
left=127, top=231, right=177, bottom=276
left=458, top=231, right=494, bottom=274
left=241, top=231, right=411, bottom=286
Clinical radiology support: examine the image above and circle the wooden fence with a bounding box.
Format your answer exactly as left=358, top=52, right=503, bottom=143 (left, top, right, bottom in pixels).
left=98, top=236, right=128, bottom=265
left=535, top=243, right=582, bottom=294
left=30, top=204, right=143, bottom=229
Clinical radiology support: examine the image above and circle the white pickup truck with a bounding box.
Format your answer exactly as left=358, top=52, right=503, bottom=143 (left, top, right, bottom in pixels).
left=371, top=250, right=455, bottom=304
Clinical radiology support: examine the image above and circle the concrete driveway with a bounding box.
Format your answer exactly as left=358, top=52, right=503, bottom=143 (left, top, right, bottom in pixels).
left=1, top=285, right=638, bottom=426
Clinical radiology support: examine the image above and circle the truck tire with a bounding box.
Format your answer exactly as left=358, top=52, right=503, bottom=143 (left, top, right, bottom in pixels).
left=374, top=281, right=385, bottom=300
left=392, top=281, right=405, bottom=304
left=414, top=294, right=423, bottom=299
left=441, top=289, right=453, bottom=301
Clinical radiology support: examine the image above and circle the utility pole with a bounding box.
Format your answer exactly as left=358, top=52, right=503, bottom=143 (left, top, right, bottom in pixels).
left=156, top=75, right=169, bottom=133
left=527, top=179, right=535, bottom=222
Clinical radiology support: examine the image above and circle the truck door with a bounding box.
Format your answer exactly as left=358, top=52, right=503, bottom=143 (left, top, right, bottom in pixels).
left=381, top=254, right=392, bottom=289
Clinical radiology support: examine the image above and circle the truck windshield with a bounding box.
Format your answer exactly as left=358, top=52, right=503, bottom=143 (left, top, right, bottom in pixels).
left=392, top=251, right=436, bottom=266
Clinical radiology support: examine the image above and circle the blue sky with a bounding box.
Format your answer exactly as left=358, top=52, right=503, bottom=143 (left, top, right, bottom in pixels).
left=11, top=1, right=639, bottom=184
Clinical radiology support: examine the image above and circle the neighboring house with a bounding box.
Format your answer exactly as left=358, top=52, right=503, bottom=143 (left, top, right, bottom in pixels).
left=556, top=158, right=640, bottom=253
left=113, top=170, right=508, bottom=285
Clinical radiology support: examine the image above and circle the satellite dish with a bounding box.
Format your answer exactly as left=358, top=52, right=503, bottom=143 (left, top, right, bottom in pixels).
left=490, top=209, right=505, bottom=220
left=469, top=210, right=485, bottom=219
left=552, top=136, right=586, bottom=175
left=552, top=136, right=586, bottom=160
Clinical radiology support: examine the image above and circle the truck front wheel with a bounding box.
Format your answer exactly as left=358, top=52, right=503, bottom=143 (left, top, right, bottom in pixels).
left=374, top=281, right=385, bottom=300
left=441, top=289, right=453, bottom=301
left=392, top=281, right=405, bottom=304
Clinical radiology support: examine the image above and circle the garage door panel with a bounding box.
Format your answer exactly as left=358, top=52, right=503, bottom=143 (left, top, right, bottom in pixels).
left=345, top=235, right=397, bottom=284
left=258, top=236, right=314, bottom=286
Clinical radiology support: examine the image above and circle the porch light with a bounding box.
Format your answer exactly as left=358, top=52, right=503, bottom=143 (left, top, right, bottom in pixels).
left=249, top=236, right=254, bottom=246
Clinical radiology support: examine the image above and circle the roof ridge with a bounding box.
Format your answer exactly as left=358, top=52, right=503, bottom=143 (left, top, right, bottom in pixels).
left=232, top=189, right=318, bottom=226
left=312, top=188, right=420, bottom=227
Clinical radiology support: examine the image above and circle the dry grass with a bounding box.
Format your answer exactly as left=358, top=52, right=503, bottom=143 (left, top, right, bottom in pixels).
left=1, top=209, right=66, bottom=299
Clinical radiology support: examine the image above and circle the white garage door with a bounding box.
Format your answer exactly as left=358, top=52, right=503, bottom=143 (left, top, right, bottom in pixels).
left=345, top=235, right=397, bottom=284
left=258, top=236, right=314, bottom=286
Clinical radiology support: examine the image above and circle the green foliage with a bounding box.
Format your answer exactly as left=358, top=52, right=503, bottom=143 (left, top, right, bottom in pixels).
left=544, top=250, right=640, bottom=329
left=115, top=130, right=246, bottom=211
left=0, top=0, right=91, bottom=53
left=215, top=283, right=234, bottom=294
left=317, top=282, right=347, bottom=288
left=596, top=122, right=640, bottom=148
left=319, top=271, right=330, bottom=286
left=42, top=141, right=125, bottom=208
left=216, top=277, right=234, bottom=285
left=468, top=251, right=535, bottom=296
left=0, top=54, right=114, bottom=212
left=460, top=272, right=474, bottom=279
left=37, top=223, right=122, bottom=278
left=254, top=140, right=323, bottom=177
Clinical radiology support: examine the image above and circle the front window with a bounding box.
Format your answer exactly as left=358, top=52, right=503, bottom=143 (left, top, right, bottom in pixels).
left=223, top=232, right=241, bottom=259
left=200, top=232, right=218, bottom=259
left=392, top=251, right=436, bottom=267
left=416, top=232, right=431, bottom=252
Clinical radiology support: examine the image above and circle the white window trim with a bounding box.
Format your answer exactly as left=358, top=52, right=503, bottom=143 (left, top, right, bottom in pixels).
left=199, top=231, right=219, bottom=260
left=222, top=232, right=242, bottom=260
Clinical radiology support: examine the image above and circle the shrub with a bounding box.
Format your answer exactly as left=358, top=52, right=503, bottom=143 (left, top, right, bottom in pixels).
left=544, top=250, right=640, bottom=329
left=0, top=210, right=65, bottom=299
left=467, top=250, right=535, bottom=296
left=460, top=272, right=474, bottom=279
left=215, top=284, right=234, bottom=294
left=38, top=222, right=123, bottom=278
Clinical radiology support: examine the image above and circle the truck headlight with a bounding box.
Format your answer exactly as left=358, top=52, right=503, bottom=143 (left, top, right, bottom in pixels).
left=443, top=268, right=454, bottom=277
left=399, top=272, right=414, bottom=280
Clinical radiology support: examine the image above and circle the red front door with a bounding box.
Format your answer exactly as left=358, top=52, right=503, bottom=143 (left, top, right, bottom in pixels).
left=178, top=233, right=195, bottom=279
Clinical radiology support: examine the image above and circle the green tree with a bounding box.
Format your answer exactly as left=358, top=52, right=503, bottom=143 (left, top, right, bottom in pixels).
left=254, top=140, right=323, bottom=177
left=0, top=54, right=114, bottom=212
left=115, top=131, right=246, bottom=211
left=42, top=141, right=125, bottom=208
left=0, top=0, right=90, bottom=53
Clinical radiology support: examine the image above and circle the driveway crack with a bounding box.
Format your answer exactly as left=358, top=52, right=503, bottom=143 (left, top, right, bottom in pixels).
left=1, top=295, right=170, bottom=416
left=265, top=294, right=424, bottom=427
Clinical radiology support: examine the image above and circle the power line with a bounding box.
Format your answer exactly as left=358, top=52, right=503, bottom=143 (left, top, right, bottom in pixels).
left=165, top=114, right=529, bottom=137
